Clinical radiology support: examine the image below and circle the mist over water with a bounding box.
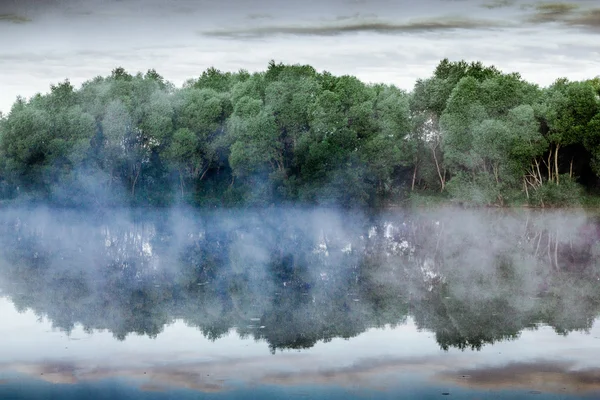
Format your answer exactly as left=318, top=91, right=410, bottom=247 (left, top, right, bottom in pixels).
left=0, top=206, right=600, bottom=398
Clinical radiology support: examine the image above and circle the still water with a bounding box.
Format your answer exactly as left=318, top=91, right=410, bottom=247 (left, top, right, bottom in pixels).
left=0, top=207, right=599, bottom=399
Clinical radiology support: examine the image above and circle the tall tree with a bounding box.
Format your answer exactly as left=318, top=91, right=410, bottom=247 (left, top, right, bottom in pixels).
left=541, top=79, right=599, bottom=184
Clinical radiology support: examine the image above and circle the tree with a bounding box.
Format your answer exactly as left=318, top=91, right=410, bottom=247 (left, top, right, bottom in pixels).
left=192, top=67, right=237, bottom=93
left=227, top=97, right=283, bottom=178
left=364, top=85, right=412, bottom=196
left=440, top=76, right=488, bottom=173
left=1, top=61, right=600, bottom=207
left=264, top=73, right=320, bottom=171
left=164, top=128, right=201, bottom=196
left=168, top=87, right=231, bottom=197
left=585, top=112, right=600, bottom=177
left=505, top=105, right=548, bottom=199
left=409, top=59, right=506, bottom=193
left=0, top=94, right=96, bottom=198
left=0, top=104, right=53, bottom=190
left=102, top=99, right=133, bottom=191
left=542, top=79, right=599, bottom=184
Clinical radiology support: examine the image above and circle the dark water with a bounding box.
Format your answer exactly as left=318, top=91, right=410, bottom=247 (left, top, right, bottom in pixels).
left=0, top=207, right=600, bottom=399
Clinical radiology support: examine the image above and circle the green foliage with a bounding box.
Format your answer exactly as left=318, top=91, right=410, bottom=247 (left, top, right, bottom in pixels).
left=192, top=67, right=236, bottom=92
left=265, top=60, right=317, bottom=82
left=586, top=113, right=600, bottom=176
left=0, top=60, right=599, bottom=208
left=265, top=74, right=319, bottom=141
left=446, top=171, right=501, bottom=206
left=505, top=105, right=548, bottom=169
left=228, top=101, right=282, bottom=177
left=530, top=177, right=584, bottom=207
left=407, top=191, right=449, bottom=208
left=543, top=79, right=599, bottom=147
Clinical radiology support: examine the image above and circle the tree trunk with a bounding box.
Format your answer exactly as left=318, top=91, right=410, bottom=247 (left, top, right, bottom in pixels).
left=523, top=176, right=530, bottom=199
left=432, top=143, right=445, bottom=192
left=131, top=165, right=141, bottom=197
left=554, top=143, right=560, bottom=184
left=493, top=164, right=500, bottom=185
left=200, top=166, right=209, bottom=181
left=497, top=193, right=504, bottom=206
left=275, top=158, right=283, bottom=172
left=534, top=159, right=543, bottom=185
left=411, top=160, right=418, bottom=191
left=276, top=157, right=287, bottom=178
left=569, top=157, right=573, bottom=178
left=179, top=168, right=184, bottom=197
left=547, top=146, right=553, bottom=183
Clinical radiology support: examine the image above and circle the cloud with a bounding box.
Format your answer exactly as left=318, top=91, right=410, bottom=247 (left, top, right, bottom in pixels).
left=0, top=355, right=449, bottom=393
left=259, top=355, right=447, bottom=387
left=333, top=13, right=379, bottom=21
left=439, top=361, right=600, bottom=394
left=528, top=2, right=579, bottom=23
left=200, top=17, right=508, bottom=38
left=567, top=8, right=600, bottom=31
left=521, top=2, right=600, bottom=32
left=247, top=13, right=273, bottom=20
left=0, top=13, right=31, bottom=23
left=8, top=355, right=594, bottom=395
left=481, top=0, right=516, bottom=10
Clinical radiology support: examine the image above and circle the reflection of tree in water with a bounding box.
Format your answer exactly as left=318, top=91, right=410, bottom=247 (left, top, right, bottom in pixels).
left=0, top=208, right=599, bottom=352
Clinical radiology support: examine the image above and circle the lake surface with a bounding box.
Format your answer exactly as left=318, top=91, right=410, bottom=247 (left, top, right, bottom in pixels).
left=0, top=207, right=600, bottom=399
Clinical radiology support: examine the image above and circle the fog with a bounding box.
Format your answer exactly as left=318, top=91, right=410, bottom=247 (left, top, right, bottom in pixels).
left=0, top=206, right=598, bottom=353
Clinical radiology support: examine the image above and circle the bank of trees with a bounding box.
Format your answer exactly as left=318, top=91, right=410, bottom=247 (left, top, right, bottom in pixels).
left=0, top=60, right=599, bottom=207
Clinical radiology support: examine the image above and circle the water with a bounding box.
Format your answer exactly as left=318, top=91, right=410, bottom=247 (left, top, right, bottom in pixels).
left=0, top=206, right=599, bottom=399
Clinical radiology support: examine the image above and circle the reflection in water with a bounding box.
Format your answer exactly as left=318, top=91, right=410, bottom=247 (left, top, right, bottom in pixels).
left=441, top=361, right=600, bottom=394
left=0, top=207, right=599, bottom=397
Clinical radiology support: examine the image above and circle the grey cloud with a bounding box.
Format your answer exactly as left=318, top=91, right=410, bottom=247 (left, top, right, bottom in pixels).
left=200, top=17, right=508, bottom=38
left=3, top=350, right=600, bottom=394
left=567, top=8, right=600, bottom=31
left=481, top=0, right=516, bottom=10
left=260, top=355, right=444, bottom=387
left=439, top=361, right=600, bottom=394
left=0, top=13, right=31, bottom=23
left=247, top=13, right=273, bottom=20
left=0, top=355, right=303, bottom=392
left=0, top=46, right=199, bottom=63
left=521, top=3, right=600, bottom=32
left=527, top=2, right=579, bottom=23
left=0, top=355, right=452, bottom=392
left=333, top=13, right=379, bottom=21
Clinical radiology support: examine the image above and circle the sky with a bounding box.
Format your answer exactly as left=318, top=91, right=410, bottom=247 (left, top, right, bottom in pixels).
left=0, top=0, right=599, bottom=114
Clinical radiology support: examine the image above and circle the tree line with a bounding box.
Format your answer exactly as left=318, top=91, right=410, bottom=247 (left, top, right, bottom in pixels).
left=0, top=59, right=599, bottom=207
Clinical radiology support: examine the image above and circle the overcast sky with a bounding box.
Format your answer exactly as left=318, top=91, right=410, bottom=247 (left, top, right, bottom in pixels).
left=0, top=0, right=599, bottom=114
